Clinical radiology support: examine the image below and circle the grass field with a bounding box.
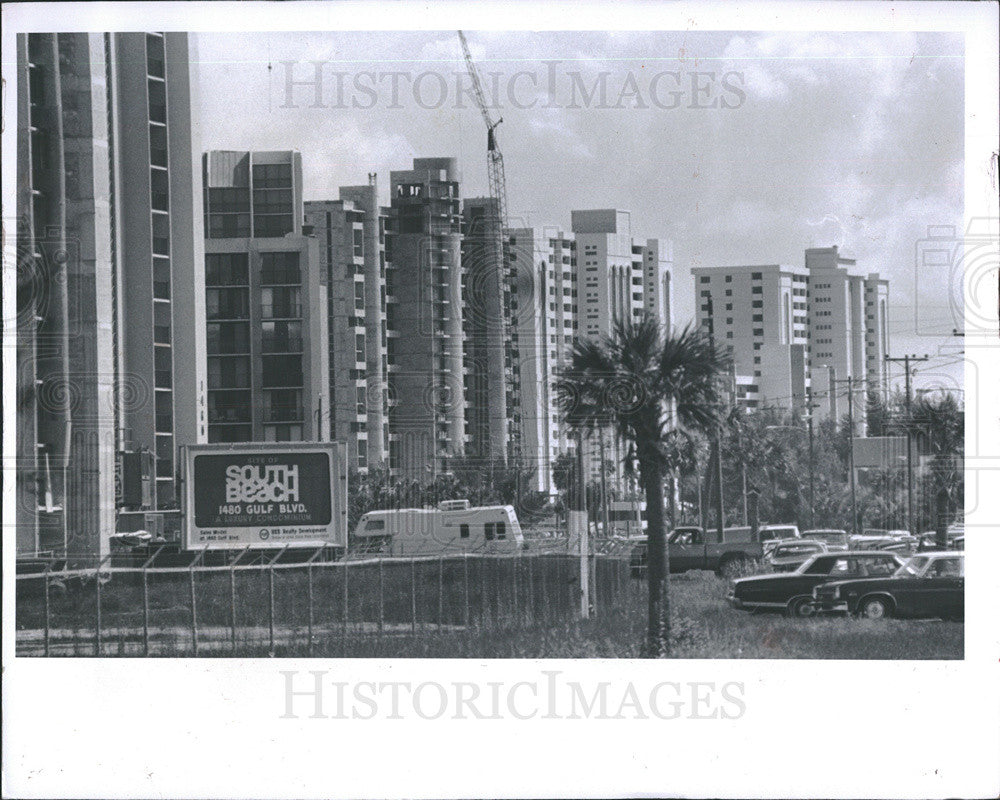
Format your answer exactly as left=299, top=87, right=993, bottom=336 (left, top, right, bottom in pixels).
left=16, top=559, right=962, bottom=658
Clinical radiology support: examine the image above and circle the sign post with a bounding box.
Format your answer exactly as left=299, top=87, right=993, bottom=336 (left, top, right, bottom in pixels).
left=182, top=443, right=347, bottom=551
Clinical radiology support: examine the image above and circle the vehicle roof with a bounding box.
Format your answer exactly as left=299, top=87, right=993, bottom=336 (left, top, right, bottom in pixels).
left=802, top=529, right=848, bottom=535
left=911, top=550, right=964, bottom=559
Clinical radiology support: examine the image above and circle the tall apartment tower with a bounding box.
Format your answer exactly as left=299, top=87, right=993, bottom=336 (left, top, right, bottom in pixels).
left=16, top=32, right=205, bottom=562
left=202, top=150, right=328, bottom=443
left=116, top=33, right=208, bottom=508
left=805, top=245, right=889, bottom=421
left=305, top=178, right=393, bottom=472
left=462, top=197, right=515, bottom=462
left=642, top=238, right=673, bottom=332
left=692, top=264, right=811, bottom=412
left=506, top=227, right=579, bottom=493
left=572, top=209, right=645, bottom=339
left=570, top=210, right=673, bottom=488
left=387, top=158, right=465, bottom=479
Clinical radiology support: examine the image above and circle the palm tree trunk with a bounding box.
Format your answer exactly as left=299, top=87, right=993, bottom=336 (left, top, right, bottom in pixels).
left=640, top=457, right=670, bottom=657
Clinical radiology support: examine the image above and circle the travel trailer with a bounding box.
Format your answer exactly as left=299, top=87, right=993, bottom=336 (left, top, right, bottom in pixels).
left=352, top=500, right=525, bottom=557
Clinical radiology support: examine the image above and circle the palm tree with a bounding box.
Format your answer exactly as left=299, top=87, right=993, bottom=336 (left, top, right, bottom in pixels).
left=555, top=315, right=730, bottom=656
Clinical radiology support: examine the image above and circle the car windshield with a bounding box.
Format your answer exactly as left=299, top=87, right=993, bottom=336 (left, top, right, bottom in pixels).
left=896, top=556, right=930, bottom=578
left=800, top=556, right=835, bottom=575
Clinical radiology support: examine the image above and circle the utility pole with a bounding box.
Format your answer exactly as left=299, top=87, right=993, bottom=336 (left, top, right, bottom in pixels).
left=846, top=376, right=857, bottom=536
left=885, top=354, right=930, bottom=532
left=829, top=376, right=860, bottom=535
left=599, top=426, right=610, bottom=538
left=706, top=294, right=724, bottom=540
left=806, top=388, right=816, bottom=529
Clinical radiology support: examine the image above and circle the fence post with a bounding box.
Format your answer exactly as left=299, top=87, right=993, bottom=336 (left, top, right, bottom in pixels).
left=494, top=556, right=501, bottom=630
left=307, top=564, right=315, bottom=657
left=437, top=556, right=444, bottom=632
left=378, top=558, right=384, bottom=638
left=190, top=565, right=198, bottom=657
left=229, top=566, right=237, bottom=653
left=410, top=558, right=417, bottom=634
left=342, top=560, right=348, bottom=657
left=528, top=554, right=535, bottom=626
left=43, top=565, right=51, bottom=657
left=463, top=555, right=470, bottom=629
left=305, top=545, right=323, bottom=657
left=512, top=555, right=520, bottom=627
left=95, top=560, right=103, bottom=657
left=268, top=565, right=275, bottom=654
left=140, top=546, right=162, bottom=657
left=142, top=568, right=150, bottom=657
left=480, top=556, right=488, bottom=628
left=539, top=556, right=547, bottom=625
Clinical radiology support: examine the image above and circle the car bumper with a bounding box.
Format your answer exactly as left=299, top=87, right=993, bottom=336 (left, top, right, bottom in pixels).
left=726, top=593, right=744, bottom=609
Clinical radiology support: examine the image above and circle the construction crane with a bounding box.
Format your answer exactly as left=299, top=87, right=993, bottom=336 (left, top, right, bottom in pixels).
left=458, top=30, right=517, bottom=463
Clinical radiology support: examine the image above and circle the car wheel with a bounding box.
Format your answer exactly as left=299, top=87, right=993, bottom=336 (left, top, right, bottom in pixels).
left=787, top=596, right=816, bottom=618
left=858, top=596, right=893, bottom=620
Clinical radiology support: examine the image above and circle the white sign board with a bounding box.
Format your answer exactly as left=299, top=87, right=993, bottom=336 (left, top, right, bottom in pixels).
left=182, top=442, right=348, bottom=550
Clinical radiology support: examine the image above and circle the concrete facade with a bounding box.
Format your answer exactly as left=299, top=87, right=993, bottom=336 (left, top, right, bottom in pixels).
left=387, top=158, right=465, bottom=479
left=16, top=32, right=206, bottom=562
left=305, top=180, right=393, bottom=472
left=202, top=150, right=329, bottom=444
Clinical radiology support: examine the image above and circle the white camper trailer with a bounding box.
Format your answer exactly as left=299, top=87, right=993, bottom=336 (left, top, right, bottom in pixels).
left=352, top=500, right=525, bottom=557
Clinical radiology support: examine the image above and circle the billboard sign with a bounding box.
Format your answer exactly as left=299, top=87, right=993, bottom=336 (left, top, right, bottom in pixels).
left=182, top=443, right=347, bottom=550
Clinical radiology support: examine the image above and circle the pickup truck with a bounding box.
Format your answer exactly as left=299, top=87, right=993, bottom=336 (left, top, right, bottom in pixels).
left=630, top=526, right=764, bottom=578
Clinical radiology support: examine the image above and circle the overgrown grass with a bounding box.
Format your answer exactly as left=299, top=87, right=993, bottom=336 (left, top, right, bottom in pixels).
left=16, top=563, right=962, bottom=659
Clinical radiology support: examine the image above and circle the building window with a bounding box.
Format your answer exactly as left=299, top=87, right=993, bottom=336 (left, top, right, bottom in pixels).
left=260, top=252, right=301, bottom=285
left=206, top=253, right=249, bottom=286
left=262, top=355, right=303, bottom=387
left=262, top=389, right=301, bottom=423
left=261, top=320, right=302, bottom=353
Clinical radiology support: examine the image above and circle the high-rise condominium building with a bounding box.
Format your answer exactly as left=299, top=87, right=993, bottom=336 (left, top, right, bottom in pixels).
left=387, top=158, right=465, bottom=479
left=16, top=32, right=206, bottom=562
left=462, top=197, right=515, bottom=463
left=506, top=227, right=579, bottom=492
left=202, top=150, right=328, bottom=444
left=692, top=246, right=889, bottom=422
left=570, top=209, right=673, bottom=487
left=692, top=263, right=811, bottom=413
left=305, top=176, right=394, bottom=472
left=806, top=246, right=890, bottom=417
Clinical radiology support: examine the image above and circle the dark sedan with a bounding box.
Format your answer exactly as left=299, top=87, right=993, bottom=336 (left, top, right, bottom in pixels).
left=812, top=552, right=964, bottom=620
left=727, top=551, right=905, bottom=617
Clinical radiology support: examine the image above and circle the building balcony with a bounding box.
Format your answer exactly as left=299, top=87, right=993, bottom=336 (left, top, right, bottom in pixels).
left=261, top=337, right=303, bottom=354
left=261, top=304, right=302, bottom=319
left=266, top=406, right=304, bottom=423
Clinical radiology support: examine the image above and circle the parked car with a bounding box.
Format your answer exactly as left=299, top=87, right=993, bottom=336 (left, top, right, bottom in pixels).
left=757, top=523, right=802, bottom=553
left=727, top=551, right=905, bottom=617
left=767, top=540, right=828, bottom=572
left=812, top=552, right=965, bottom=620
left=952, top=535, right=964, bottom=551
left=630, top=526, right=762, bottom=578
left=801, top=529, right=849, bottom=551
left=873, top=538, right=918, bottom=557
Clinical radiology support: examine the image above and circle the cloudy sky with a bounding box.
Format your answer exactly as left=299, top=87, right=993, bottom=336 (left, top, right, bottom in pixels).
left=195, top=30, right=965, bottom=393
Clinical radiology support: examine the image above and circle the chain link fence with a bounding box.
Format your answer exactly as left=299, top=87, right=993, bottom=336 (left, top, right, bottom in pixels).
left=16, top=552, right=640, bottom=657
